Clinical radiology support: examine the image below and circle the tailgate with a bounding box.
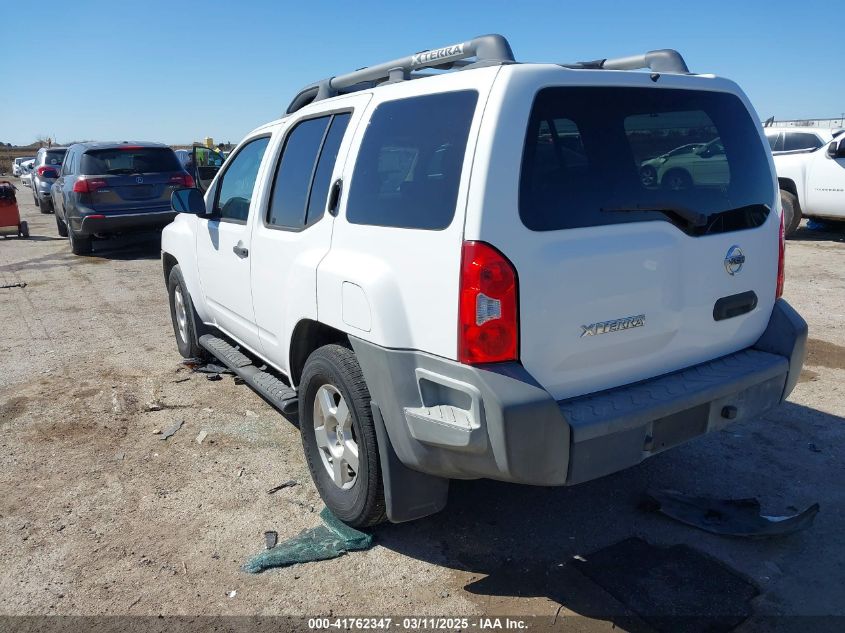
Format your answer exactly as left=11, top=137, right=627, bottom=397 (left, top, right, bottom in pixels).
left=477, top=81, right=779, bottom=401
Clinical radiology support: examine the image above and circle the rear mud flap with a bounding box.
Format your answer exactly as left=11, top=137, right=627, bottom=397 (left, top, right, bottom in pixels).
left=371, top=401, right=449, bottom=523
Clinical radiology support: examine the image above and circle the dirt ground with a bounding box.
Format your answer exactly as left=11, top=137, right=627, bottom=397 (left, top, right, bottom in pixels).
left=1, top=184, right=843, bottom=630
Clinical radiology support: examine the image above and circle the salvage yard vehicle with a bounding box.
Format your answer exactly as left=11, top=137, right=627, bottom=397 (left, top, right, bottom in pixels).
left=12, top=156, right=35, bottom=177
left=764, top=126, right=844, bottom=156
left=31, top=146, right=67, bottom=213
left=763, top=127, right=845, bottom=235
left=19, top=159, right=34, bottom=188
left=161, top=35, right=807, bottom=527
left=0, top=181, right=29, bottom=238
left=51, top=141, right=195, bottom=255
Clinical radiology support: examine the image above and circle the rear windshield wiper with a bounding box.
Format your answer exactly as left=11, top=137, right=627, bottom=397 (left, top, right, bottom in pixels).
left=601, top=204, right=708, bottom=227
left=105, top=168, right=136, bottom=175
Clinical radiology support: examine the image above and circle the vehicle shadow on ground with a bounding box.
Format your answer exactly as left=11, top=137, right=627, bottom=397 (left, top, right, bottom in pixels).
left=87, top=231, right=163, bottom=260
left=789, top=222, right=845, bottom=243
left=375, top=401, right=842, bottom=631
left=15, top=235, right=66, bottom=242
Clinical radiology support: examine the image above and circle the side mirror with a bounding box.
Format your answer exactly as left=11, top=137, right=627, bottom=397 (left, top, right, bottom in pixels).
left=171, top=187, right=207, bottom=215
left=42, top=168, right=58, bottom=179
left=827, top=139, right=845, bottom=159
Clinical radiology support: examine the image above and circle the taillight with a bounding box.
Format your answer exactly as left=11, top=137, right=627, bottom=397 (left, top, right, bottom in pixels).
left=169, top=173, right=195, bottom=188
left=72, top=178, right=108, bottom=193
left=776, top=211, right=785, bottom=298
left=458, top=241, right=518, bottom=364
left=37, top=166, right=58, bottom=178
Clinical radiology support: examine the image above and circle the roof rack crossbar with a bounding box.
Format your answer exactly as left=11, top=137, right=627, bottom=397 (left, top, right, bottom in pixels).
left=561, top=49, right=689, bottom=74
left=286, top=34, right=514, bottom=114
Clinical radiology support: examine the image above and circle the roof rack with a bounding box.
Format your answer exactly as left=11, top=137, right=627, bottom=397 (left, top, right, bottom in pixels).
left=560, top=49, right=689, bottom=74
left=285, top=36, right=690, bottom=114
left=286, top=34, right=515, bottom=114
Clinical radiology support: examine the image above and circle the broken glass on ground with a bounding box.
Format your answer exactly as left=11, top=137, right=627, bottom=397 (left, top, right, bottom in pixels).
left=181, top=358, right=233, bottom=375
left=643, top=489, right=819, bottom=538
left=242, top=507, right=373, bottom=573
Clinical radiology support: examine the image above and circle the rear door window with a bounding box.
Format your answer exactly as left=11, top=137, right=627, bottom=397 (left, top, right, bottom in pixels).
left=81, top=147, right=181, bottom=175
left=766, top=133, right=783, bottom=152
left=520, top=87, right=774, bottom=235
left=306, top=113, right=351, bottom=224
left=265, top=112, right=351, bottom=230
left=782, top=132, right=823, bottom=152
left=345, top=90, right=478, bottom=230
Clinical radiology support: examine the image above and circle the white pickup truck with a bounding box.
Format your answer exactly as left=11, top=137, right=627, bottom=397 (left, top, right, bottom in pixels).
left=161, top=36, right=807, bottom=526
left=764, top=127, right=845, bottom=235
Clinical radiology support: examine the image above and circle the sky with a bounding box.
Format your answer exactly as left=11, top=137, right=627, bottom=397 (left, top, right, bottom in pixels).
left=2, top=0, right=843, bottom=147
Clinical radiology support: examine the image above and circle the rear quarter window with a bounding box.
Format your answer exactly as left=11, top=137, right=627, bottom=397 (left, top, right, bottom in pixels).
left=345, top=90, right=478, bottom=230
left=519, top=87, right=774, bottom=235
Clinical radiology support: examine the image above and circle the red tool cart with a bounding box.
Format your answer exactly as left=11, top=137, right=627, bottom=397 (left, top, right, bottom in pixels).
left=0, top=180, right=29, bottom=238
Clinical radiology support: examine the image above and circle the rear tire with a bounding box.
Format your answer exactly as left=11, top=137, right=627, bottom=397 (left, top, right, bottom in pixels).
left=299, top=344, right=386, bottom=527
left=780, top=189, right=802, bottom=237
left=19, top=221, right=29, bottom=238
left=40, top=197, right=53, bottom=214
left=55, top=212, right=68, bottom=237
left=67, top=224, right=93, bottom=255
left=167, top=264, right=206, bottom=359
left=33, top=189, right=40, bottom=208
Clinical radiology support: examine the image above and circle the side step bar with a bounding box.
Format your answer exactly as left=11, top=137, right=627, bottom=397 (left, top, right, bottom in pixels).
left=199, top=334, right=298, bottom=417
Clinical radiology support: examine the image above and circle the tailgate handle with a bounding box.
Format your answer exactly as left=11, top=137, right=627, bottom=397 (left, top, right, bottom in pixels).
left=713, top=291, right=758, bottom=321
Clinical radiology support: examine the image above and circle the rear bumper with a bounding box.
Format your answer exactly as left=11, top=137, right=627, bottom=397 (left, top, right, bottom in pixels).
left=75, top=209, right=176, bottom=236
left=352, top=299, right=807, bottom=487
left=35, top=179, right=54, bottom=198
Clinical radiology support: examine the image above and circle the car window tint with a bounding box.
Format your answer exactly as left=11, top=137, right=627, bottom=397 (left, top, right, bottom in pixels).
left=267, top=117, right=330, bottom=228
left=214, top=137, right=270, bottom=222
left=306, top=113, right=351, bottom=224
left=766, top=133, right=783, bottom=152
left=346, top=91, right=478, bottom=230
left=43, top=150, right=66, bottom=166
left=520, top=87, right=773, bottom=235
left=81, top=148, right=181, bottom=175
left=783, top=132, right=822, bottom=152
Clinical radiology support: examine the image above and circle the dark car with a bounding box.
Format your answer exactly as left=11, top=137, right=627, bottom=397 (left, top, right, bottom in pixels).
left=32, top=147, right=68, bottom=213
left=51, top=141, right=194, bottom=254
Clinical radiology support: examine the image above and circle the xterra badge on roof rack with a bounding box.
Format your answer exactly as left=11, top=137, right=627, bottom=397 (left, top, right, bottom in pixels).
left=411, top=45, right=465, bottom=68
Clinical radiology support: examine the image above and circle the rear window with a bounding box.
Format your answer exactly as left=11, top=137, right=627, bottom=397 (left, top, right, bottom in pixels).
left=42, top=150, right=67, bottom=166
left=520, top=87, right=774, bottom=235
left=345, top=90, right=478, bottom=230
left=81, top=147, right=181, bottom=175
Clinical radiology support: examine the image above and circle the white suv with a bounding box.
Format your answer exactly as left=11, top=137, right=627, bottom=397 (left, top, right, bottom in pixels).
left=162, top=35, right=807, bottom=526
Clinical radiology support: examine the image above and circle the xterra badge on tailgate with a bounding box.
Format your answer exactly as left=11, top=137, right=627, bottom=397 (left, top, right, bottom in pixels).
left=581, top=314, right=645, bottom=337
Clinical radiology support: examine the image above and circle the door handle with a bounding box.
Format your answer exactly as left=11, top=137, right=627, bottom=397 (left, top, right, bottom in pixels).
left=328, top=178, right=342, bottom=216
left=232, top=242, right=249, bottom=258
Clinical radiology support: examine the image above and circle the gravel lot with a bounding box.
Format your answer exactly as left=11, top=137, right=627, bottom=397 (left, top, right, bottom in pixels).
left=1, top=185, right=843, bottom=629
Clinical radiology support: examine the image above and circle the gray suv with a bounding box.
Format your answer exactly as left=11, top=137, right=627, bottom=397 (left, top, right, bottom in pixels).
left=51, top=141, right=193, bottom=255
left=32, top=147, right=68, bottom=213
